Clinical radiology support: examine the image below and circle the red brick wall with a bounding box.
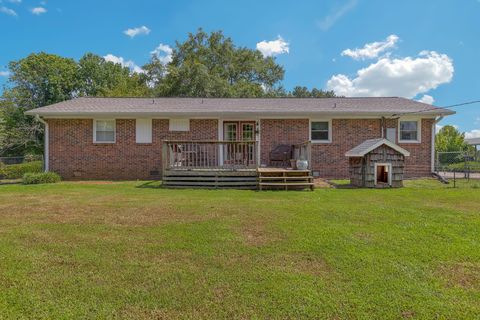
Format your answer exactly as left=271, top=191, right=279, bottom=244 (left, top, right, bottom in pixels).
left=47, top=119, right=218, bottom=180
left=398, top=119, right=434, bottom=178
left=47, top=117, right=433, bottom=180
left=260, top=119, right=309, bottom=165
left=259, top=118, right=434, bottom=179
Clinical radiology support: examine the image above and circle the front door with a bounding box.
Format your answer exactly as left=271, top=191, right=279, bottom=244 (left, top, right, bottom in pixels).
left=223, top=121, right=255, bottom=165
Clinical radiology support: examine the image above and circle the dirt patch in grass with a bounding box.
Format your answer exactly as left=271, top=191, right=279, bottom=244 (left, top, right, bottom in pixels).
left=113, top=305, right=180, bottom=320
left=0, top=196, right=218, bottom=227
left=353, top=232, right=375, bottom=243
left=437, top=262, right=480, bottom=290
left=313, top=178, right=332, bottom=188
left=401, top=310, right=416, bottom=318
left=238, top=218, right=286, bottom=247
left=69, top=181, right=120, bottom=185
left=275, top=253, right=333, bottom=277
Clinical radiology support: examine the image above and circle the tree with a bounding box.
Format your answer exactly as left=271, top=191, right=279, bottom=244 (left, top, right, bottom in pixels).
left=7, top=52, right=79, bottom=110
left=0, top=95, right=44, bottom=155
left=0, top=53, right=79, bottom=156
left=290, top=86, right=336, bottom=98
left=435, top=125, right=470, bottom=152
left=78, top=53, right=149, bottom=97
left=152, top=29, right=285, bottom=97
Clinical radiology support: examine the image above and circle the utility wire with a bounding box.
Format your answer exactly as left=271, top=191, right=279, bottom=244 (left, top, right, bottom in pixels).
left=391, top=100, right=480, bottom=117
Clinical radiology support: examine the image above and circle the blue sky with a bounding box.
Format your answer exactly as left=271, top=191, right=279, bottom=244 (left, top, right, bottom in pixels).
left=1, top=0, right=479, bottom=137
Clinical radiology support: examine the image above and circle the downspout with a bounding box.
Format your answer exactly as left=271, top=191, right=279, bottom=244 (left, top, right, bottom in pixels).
left=432, top=116, right=444, bottom=173
left=380, top=117, right=385, bottom=138
left=35, top=115, right=49, bottom=172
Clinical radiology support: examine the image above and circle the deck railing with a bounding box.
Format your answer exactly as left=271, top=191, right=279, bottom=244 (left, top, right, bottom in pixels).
left=292, top=141, right=312, bottom=169
left=162, top=140, right=258, bottom=172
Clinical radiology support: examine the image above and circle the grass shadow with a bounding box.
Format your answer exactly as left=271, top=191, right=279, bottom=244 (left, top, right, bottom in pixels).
left=136, top=180, right=163, bottom=189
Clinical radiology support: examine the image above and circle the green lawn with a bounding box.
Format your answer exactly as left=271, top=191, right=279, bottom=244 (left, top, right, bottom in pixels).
left=0, top=179, right=479, bottom=319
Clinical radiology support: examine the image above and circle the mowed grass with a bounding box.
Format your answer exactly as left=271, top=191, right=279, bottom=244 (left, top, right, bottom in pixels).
left=0, top=180, right=479, bottom=319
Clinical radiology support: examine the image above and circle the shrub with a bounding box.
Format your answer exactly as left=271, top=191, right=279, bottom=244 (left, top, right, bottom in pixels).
left=0, top=161, right=43, bottom=179
left=22, top=172, right=61, bottom=185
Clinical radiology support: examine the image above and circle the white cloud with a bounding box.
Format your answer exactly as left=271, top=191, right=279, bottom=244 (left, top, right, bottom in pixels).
left=256, top=36, right=289, bottom=57
left=103, top=54, right=143, bottom=74
left=31, top=7, right=46, bottom=15
left=317, top=0, right=357, bottom=31
left=150, top=43, right=173, bottom=65
left=465, top=129, right=480, bottom=139
left=7, top=0, right=22, bottom=3
left=418, top=94, right=435, bottom=104
left=123, top=26, right=151, bottom=38
left=0, top=6, right=17, bottom=16
left=341, top=35, right=399, bottom=60
left=0, top=71, right=10, bottom=77
left=327, top=51, right=454, bottom=98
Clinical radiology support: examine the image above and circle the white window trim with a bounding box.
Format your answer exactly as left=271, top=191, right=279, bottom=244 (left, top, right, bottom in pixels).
left=374, top=162, right=392, bottom=186
left=398, top=118, right=421, bottom=144
left=310, top=119, right=332, bottom=143
left=93, top=119, right=116, bottom=144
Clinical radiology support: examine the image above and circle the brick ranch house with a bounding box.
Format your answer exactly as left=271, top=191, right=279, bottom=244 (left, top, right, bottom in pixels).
left=26, top=97, right=454, bottom=181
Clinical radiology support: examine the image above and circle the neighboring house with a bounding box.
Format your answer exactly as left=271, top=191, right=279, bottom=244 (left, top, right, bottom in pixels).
left=25, top=97, right=454, bottom=181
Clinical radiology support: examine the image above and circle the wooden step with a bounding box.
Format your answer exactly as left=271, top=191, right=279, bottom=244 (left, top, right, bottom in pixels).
left=164, top=181, right=257, bottom=186
left=259, top=182, right=314, bottom=186
left=165, top=185, right=257, bottom=190
left=164, top=176, right=257, bottom=181
left=258, top=176, right=313, bottom=180
left=258, top=181, right=314, bottom=191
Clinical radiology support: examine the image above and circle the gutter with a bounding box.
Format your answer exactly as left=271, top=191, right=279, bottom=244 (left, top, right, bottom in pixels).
left=431, top=116, right=444, bottom=173
left=35, top=115, right=49, bottom=172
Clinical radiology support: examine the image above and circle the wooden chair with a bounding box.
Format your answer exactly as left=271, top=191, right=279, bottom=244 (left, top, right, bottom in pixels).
left=269, top=144, right=293, bottom=167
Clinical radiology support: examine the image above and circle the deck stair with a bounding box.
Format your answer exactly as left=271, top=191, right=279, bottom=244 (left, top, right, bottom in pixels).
left=162, top=170, right=257, bottom=189
left=258, top=168, right=314, bottom=191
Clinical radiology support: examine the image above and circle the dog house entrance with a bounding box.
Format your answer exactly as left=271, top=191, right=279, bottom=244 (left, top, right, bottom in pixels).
left=376, top=163, right=391, bottom=185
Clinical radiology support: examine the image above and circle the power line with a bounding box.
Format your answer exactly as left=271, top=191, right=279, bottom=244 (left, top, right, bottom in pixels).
left=391, top=99, right=480, bottom=117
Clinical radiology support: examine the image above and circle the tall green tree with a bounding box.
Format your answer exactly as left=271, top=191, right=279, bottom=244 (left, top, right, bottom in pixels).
left=78, top=53, right=149, bottom=97
left=1, top=53, right=79, bottom=155
left=290, top=86, right=336, bottom=98
left=435, top=125, right=470, bottom=152
left=7, top=52, right=79, bottom=110
left=152, top=29, right=285, bottom=97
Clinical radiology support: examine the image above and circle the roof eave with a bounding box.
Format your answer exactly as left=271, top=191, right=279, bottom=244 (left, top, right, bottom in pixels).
left=25, top=110, right=454, bottom=118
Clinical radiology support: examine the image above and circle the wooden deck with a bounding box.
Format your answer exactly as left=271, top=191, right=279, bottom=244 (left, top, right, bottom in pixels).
left=161, top=140, right=314, bottom=190
left=257, top=168, right=314, bottom=191
left=162, top=167, right=314, bottom=190
left=162, top=169, right=258, bottom=189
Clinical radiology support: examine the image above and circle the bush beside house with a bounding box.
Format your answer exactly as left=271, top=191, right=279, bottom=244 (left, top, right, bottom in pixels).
left=0, top=161, right=43, bottom=179
left=22, top=172, right=61, bottom=184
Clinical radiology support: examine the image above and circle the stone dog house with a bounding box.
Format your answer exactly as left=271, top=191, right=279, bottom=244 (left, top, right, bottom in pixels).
left=345, top=138, right=410, bottom=188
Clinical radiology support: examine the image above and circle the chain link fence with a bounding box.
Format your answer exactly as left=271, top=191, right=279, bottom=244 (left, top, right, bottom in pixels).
left=0, top=155, right=43, bottom=165
left=0, top=155, right=44, bottom=181
left=435, top=151, right=480, bottom=181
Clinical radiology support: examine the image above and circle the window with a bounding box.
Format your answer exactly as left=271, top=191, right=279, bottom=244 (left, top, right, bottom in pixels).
left=94, top=119, right=115, bottom=143
left=169, top=119, right=190, bottom=131
left=311, top=120, right=331, bottom=142
left=136, top=119, right=152, bottom=143
left=399, top=120, right=420, bottom=142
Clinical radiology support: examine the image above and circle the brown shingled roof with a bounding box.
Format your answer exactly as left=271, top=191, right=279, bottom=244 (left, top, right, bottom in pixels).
left=25, top=97, right=455, bottom=117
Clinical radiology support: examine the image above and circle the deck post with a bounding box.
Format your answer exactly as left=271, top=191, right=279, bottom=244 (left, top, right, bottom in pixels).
left=162, top=141, right=168, bottom=178
left=307, top=141, right=312, bottom=170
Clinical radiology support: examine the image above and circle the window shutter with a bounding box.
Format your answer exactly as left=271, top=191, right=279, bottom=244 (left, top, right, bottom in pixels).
left=386, top=128, right=396, bottom=143
left=169, top=119, right=190, bottom=132
left=136, top=119, right=152, bottom=143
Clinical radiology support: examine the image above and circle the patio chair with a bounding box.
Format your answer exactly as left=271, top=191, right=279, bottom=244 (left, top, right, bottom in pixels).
left=269, top=144, right=293, bottom=167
